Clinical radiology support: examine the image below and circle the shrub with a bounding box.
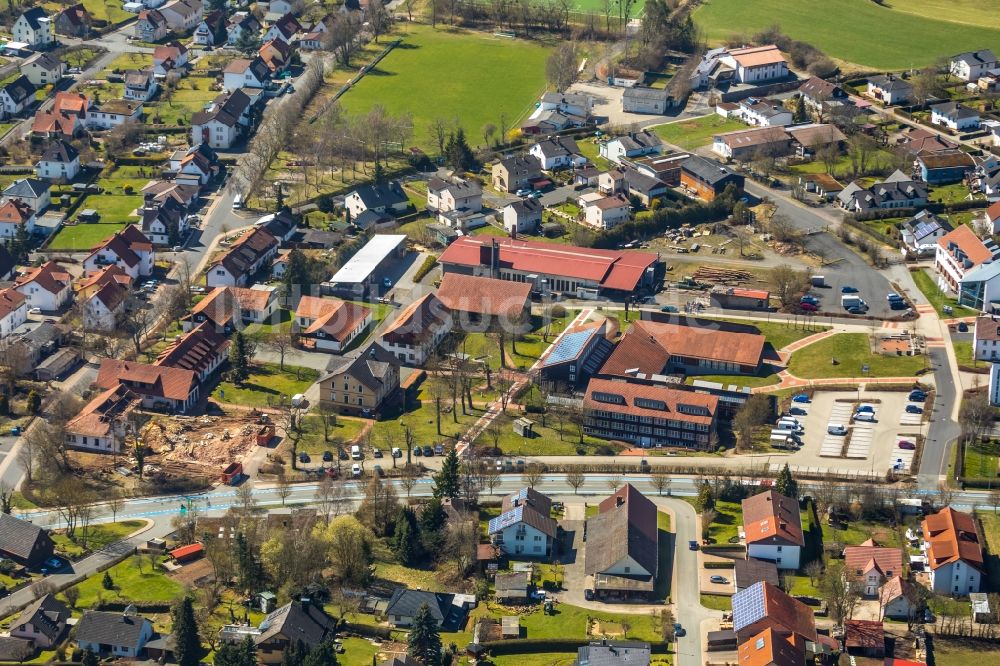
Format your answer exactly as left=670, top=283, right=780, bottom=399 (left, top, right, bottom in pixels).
left=413, top=255, right=438, bottom=283
left=25, top=391, right=40, bottom=414
left=550, top=304, right=568, bottom=318
left=594, top=444, right=617, bottom=456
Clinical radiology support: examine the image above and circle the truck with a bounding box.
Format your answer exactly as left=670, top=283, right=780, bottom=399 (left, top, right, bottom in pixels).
left=221, top=462, right=243, bottom=485
left=841, top=295, right=867, bottom=311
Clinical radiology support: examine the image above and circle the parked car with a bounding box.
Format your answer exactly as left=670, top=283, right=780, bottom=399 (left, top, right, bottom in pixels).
left=828, top=424, right=848, bottom=436
left=299, top=452, right=310, bottom=463
left=898, top=440, right=916, bottom=450
left=688, top=540, right=699, bottom=551
left=792, top=393, right=811, bottom=403
left=909, top=391, right=927, bottom=401
left=788, top=407, right=807, bottom=416
left=800, top=295, right=819, bottom=305
left=847, top=307, right=866, bottom=315
left=422, top=445, right=434, bottom=457
left=958, top=321, right=969, bottom=332
left=373, top=464, right=385, bottom=477
left=434, top=444, right=445, bottom=455
left=841, top=285, right=859, bottom=293
left=413, top=446, right=423, bottom=457
left=906, top=404, right=924, bottom=414
left=660, top=305, right=678, bottom=313
left=391, top=447, right=402, bottom=458
left=709, top=575, right=728, bottom=584
left=351, top=463, right=361, bottom=477
left=887, top=292, right=902, bottom=301
left=515, top=188, right=531, bottom=197
left=673, top=623, right=685, bottom=637
left=373, top=448, right=383, bottom=458
left=322, top=450, right=333, bottom=462
left=856, top=404, right=875, bottom=413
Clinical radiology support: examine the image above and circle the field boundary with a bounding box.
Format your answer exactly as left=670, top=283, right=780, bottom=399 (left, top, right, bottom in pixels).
left=308, top=39, right=402, bottom=124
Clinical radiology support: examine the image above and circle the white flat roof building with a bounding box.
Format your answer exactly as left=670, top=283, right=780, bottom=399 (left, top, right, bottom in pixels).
left=326, top=234, right=406, bottom=286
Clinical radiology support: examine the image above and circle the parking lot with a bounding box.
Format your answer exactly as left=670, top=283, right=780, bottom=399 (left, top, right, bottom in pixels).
left=774, top=390, right=926, bottom=476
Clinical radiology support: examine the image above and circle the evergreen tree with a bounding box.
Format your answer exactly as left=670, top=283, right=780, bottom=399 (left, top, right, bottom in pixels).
left=407, top=602, right=442, bottom=666
left=275, top=182, right=285, bottom=211
left=281, top=639, right=308, bottom=666
left=172, top=596, right=202, bottom=666
left=432, top=448, right=460, bottom=499
left=81, top=648, right=99, bottom=666
left=696, top=481, right=715, bottom=512
left=25, top=390, right=40, bottom=414
left=393, top=506, right=422, bottom=566
left=793, top=95, right=808, bottom=123
left=302, top=640, right=339, bottom=666
left=419, top=497, right=447, bottom=555
left=102, top=571, right=114, bottom=590
left=166, top=217, right=181, bottom=248
left=228, top=331, right=252, bottom=384
left=234, top=532, right=263, bottom=594
left=9, top=222, right=28, bottom=263
left=444, top=128, right=475, bottom=172
left=283, top=249, right=311, bottom=297
left=234, top=29, right=261, bottom=55
left=775, top=463, right=799, bottom=499
left=240, top=635, right=257, bottom=666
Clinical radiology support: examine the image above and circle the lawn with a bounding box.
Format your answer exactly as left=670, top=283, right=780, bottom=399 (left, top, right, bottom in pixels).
left=933, top=638, right=1000, bottom=666
left=954, top=341, right=983, bottom=370
left=66, top=556, right=183, bottom=609
left=77, top=193, right=143, bottom=220
left=370, top=374, right=485, bottom=451
left=487, top=411, right=624, bottom=456
left=786, top=333, right=927, bottom=379
left=652, top=115, right=746, bottom=150
left=99, top=165, right=161, bottom=195
left=47, top=222, right=128, bottom=250
left=211, top=362, right=320, bottom=408
left=106, top=52, right=153, bottom=72
left=692, top=0, right=1000, bottom=70
left=964, top=441, right=1000, bottom=480
left=459, top=311, right=574, bottom=372
left=149, top=76, right=219, bottom=125
left=51, top=520, right=145, bottom=558
left=910, top=269, right=979, bottom=318
left=706, top=500, right=742, bottom=545
left=43, top=0, right=132, bottom=25
left=977, top=513, right=1000, bottom=591
left=700, top=594, right=732, bottom=611
left=296, top=414, right=367, bottom=455
left=338, top=24, right=551, bottom=150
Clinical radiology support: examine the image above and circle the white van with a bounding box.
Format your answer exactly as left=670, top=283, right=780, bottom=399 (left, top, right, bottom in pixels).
left=351, top=445, right=362, bottom=460
left=771, top=428, right=794, bottom=438
left=853, top=412, right=876, bottom=423
left=232, top=194, right=242, bottom=209
left=777, top=418, right=802, bottom=432
left=828, top=424, right=848, bottom=436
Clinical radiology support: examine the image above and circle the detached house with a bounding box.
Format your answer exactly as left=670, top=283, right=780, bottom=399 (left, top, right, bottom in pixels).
left=951, top=50, right=998, bottom=82
left=31, top=91, right=86, bottom=138
left=82, top=279, right=128, bottom=330
left=585, top=485, right=659, bottom=600
left=191, top=88, right=253, bottom=149
left=501, top=198, right=542, bottom=234
left=0, top=289, right=27, bottom=338
left=124, top=70, right=157, bottom=103
left=152, top=42, right=188, bottom=77
left=193, top=10, right=227, bottom=46
left=0, top=76, right=36, bottom=118
left=158, top=0, right=202, bottom=33
left=600, top=130, right=663, bottom=165
left=263, top=13, right=301, bottom=44
left=227, top=13, right=261, bottom=46
left=10, top=595, right=70, bottom=650
left=83, top=226, right=155, bottom=279
left=0, top=199, right=35, bottom=241
left=838, top=170, right=928, bottom=212
left=798, top=76, right=849, bottom=114
left=345, top=181, right=409, bottom=219
left=492, top=155, right=541, bottom=193
left=583, top=195, right=630, bottom=230
left=922, top=507, right=985, bottom=596
left=75, top=610, right=153, bottom=659
left=140, top=195, right=188, bottom=246
left=35, top=139, right=80, bottom=182
left=95, top=359, right=200, bottom=413
left=14, top=261, right=72, bottom=312
left=317, top=343, right=400, bottom=415
left=488, top=488, right=558, bottom=557
left=378, top=293, right=452, bottom=365
left=180, top=285, right=278, bottom=332
left=13, top=8, right=53, bottom=48
left=258, top=39, right=292, bottom=73
left=295, top=295, right=372, bottom=353
left=843, top=540, right=904, bottom=597
left=65, top=384, right=138, bottom=451
left=222, top=57, right=270, bottom=92
left=931, top=102, right=981, bottom=132
left=206, top=227, right=278, bottom=287
left=87, top=99, right=142, bottom=130
left=742, top=490, right=803, bottom=570
left=867, top=75, right=912, bottom=105
left=19, top=53, right=62, bottom=86
left=916, top=150, right=975, bottom=185
left=2, top=178, right=50, bottom=214
left=529, top=136, right=586, bottom=170
left=901, top=210, right=952, bottom=257
left=0, top=513, right=53, bottom=566
left=55, top=4, right=92, bottom=38
left=135, top=10, right=168, bottom=42
left=426, top=178, right=483, bottom=213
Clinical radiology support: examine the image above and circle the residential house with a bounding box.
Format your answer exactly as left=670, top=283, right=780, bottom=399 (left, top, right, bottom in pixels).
left=75, top=610, right=153, bottom=659
left=141, top=180, right=198, bottom=210
left=975, top=314, right=1000, bottom=361
left=264, top=13, right=301, bottom=44
left=13, top=8, right=53, bottom=48
left=899, top=127, right=960, bottom=156
left=65, top=384, right=138, bottom=451
left=140, top=195, right=188, bottom=246
left=75, top=265, right=133, bottom=302
left=0, top=289, right=27, bottom=338
left=378, top=293, right=452, bottom=365
left=985, top=199, right=1000, bottom=235
left=158, top=0, right=202, bottom=33
left=583, top=195, right=630, bottom=230
left=317, top=343, right=400, bottom=415
left=844, top=540, right=904, bottom=597
left=436, top=273, right=531, bottom=326
left=191, top=88, right=253, bottom=149
left=901, top=210, right=952, bottom=257
left=600, top=131, right=662, bottom=165
left=529, top=136, right=586, bottom=170
left=0, top=76, right=35, bottom=118
left=384, top=590, right=463, bottom=628
left=172, top=143, right=218, bottom=187
left=14, top=261, right=71, bottom=311
left=155, top=322, right=230, bottom=381
left=502, top=198, right=542, bottom=234
left=426, top=178, right=483, bottom=213
left=798, top=76, right=850, bottom=115
left=718, top=45, right=788, bottom=84
left=742, top=490, right=804, bottom=570
left=258, top=38, right=291, bottom=73
left=585, top=484, right=659, bottom=600
left=935, top=224, right=1000, bottom=296
left=680, top=155, right=745, bottom=201
left=222, top=57, right=270, bottom=92
left=135, top=10, right=169, bottom=42
left=575, top=641, right=651, bottom=666
left=87, top=99, right=142, bottom=130
left=266, top=0, right=297, bottom=17
left=81, top=277, right=129, bottom=330
left=245, top=601, right=337, bottom=665
left=206, top=227, right=279, bottom=287
left=1, top=179, right=49, bottom=214
left=152, top=42, right=188, bottom=77
left=922, top=506, right=984, bottom=595
left=83, top=226, right=155, bottom=279
left=0, top=199, right=35, bottom=242
left=736, top=628, right=805, bottom=666
left=838, top=170, right=929, bottom=213
left=621, top=167, right=669, bottom=206
left=880, top=576, right=918, bottom=621
left=931, top=102, right=981, bottom=132
left=867, top=75, right=913, bottom=105
left=55, top=4, right=92, bottom=38
left=345, top=181, right=409, bottom=219
left=34, top=139, right=79, bottom=182
left=226, top=13, right=261, bottom=46
left=492, top=155, right=541, bottom=193
left=917, top=150, right=975, bottom=185
left=522, top=92, right=591, bottom=134
left=622, top=86, right=673, bottom=114
left=598, top=169, right=625, bottom=195
left=193, top=10, right=227, bottom=46
left=732, top=97, right=793, bottom=127
left=295, top=296, right=372, bottom=353
left=95, top=359, right=200, bottom=413
left=180, top=285, right=278, bottom=332
left=733, top=558, right=780, bottom=593
left=9, top=595, right=70, bottom=650
left=19, top=53, right=62, bottom=86
left=31, top=105, right=85, bottom=139
left=731, top=581, right=817, bottom=644
left=0, top=513, right=54, bottom=566
left=256, top=209, right=297, bottom=242
left=951, top=50, right=998, bottom=82
left=712, top=125, right=794, bottom=162
left=488, top=487, right=558, bottom=557
left=124, top=70, right=157, bottom=102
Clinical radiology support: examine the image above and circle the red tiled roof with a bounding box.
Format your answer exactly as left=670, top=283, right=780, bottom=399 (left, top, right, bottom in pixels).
left=76, top=264, right=132, bottom=293
left=96, top=359, right=197, bottom=402
left=0, top=288, right=26, bottom=318
left=729, top=45, right=786, bottom=68
left=737, top=627, right=805, bottom=666
left=844, top=619, right=884, bottom=650
left=742, top=490, right=804, bottom=547
left=987, top=200, right=1000, bottom=223
left=66, top=384, right=139, bottom=439
left=937, top=224, right=995, bottom=267
left=155, top=321, right=231, bottom=375
left=922, top=507, right=984, bottom=571
left=169, top=543, right=203, bottom=560
left=843, top=543, right=903, bottom=577
left=379, top=293, right=451, bottom=346
left=0, top=199, right=33, bottom=225
left=88, top=279, right=128, bottom=313
left=15, top=261, right=70, bottom=295
left=436, top=273, right=531, bottom=320
left=438, top=236, right=659, bottom=293
left=583, top=377, right=718, bottom=425
left=296, top=296, right=371, bottom=342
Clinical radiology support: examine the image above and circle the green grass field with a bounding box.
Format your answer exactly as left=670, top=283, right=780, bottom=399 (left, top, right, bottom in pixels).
left=697, top=317, right=830, bottom=351
left=910, top=269, right=979, bottom=318
left=67, top=557, right=183, bottom=609
left=338, top=24, right=550, bottom=150
left=51, top=520, right=144, bottom=558
left=787, top=333, right=927, bottom=379
left=211, top=363, right=320, bottom=408
left=47, top=222, right=128, bottom=250
left=693, top=0, right=1000, bottom=70
left=652, top=115, right=745, bottom=150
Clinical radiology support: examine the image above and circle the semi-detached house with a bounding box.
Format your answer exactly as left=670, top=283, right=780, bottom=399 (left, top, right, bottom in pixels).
left=222, top=58, right=270, bottom=92
left=14, top=261, right=71, bottom=311
left=82, top=226, right=155, bottom=279
left=206, top=227, right=278, bottom=287
left=742, top=490, right=804, bottom=570
left=934, top=224, right=1000, bottom=299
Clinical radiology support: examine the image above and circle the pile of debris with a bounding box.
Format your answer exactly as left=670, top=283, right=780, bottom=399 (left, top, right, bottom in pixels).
left=140, top=416, right=259, bottom=469
left=692, top=266, right=756, bottom=285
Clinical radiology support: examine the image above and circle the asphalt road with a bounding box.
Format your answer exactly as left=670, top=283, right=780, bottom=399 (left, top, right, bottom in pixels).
left=918, top=345, right=961, bottom=483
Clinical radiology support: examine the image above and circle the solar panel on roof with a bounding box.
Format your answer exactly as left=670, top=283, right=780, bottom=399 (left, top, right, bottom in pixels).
left=731, top=581, right=766, bottom=633
left=487, top=506, right=523, bottom=534
left=541, top=329, right=595, bottom=367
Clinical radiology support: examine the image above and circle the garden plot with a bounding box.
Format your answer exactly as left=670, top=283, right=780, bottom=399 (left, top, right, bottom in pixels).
left=845, top=426, right=874, bottom=459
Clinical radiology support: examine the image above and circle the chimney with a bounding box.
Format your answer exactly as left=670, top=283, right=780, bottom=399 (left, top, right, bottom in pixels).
left=616, top=496, right=625, bottom=508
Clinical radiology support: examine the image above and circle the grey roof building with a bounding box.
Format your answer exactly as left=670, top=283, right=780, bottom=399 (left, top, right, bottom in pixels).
left=575, top=640, right=651, bottom=666
left=75, top=609, right=153, bottom=657
left=0, top=512, right=54, bottom=565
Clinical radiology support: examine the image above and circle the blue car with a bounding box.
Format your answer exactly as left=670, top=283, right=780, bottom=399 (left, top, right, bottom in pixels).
left=792, top=393, right=810, bottom=403
left=841, top=286, right=858, bottom=293
left=909, top=391, right=927, bottom=402
left=906, top=405, right=924, bottom=414
left=800, top=295, right=819, bottom=305
left=788, top=407, right=807, bottom=416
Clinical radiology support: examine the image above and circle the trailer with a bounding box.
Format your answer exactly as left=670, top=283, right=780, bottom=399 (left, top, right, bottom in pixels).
left=221, top=462, right=243, bottom=485
left=811, top=275, right=826, bottom=287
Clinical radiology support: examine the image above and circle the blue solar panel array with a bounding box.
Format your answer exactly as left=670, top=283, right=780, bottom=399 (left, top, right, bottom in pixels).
left=511, top=488, right=530, bottom=503
left=731, top=581, right=765, bottom=633
left=487, top=505, right=524, bottom=533
left=542, top=329, right=595, bottom=367
left=912, top=219, right=941, bottom=240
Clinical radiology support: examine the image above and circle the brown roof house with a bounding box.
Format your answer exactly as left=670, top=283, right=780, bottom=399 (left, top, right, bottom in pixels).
left=217, top=601, right=336, bottom=665
left=155, top=322, right=231, bottom=382
left=95, top=359, right=200, bottom=413
left=731, top=581, right=817, bottom=644
left=181, top=285, right=279, bottom=333
left=742, top=490, right=803, bottom=570
left=378, top=293, right=452, bottom=366
left=585, top=484, right=659, bottom=600
left=317, top=344, right=400, bottom=416
left=206, top=227, right=278, bottom=288
left=295, top=296, right=372, bottom=354
left=436, top=273, right=531, bottom=329
left=843, top=539, right=904, bottom=597
left=488, top=487, right=558, bottom=558
left=65, top=384, right=139, bottom=454
left=922, top=507, right=984, bottom=596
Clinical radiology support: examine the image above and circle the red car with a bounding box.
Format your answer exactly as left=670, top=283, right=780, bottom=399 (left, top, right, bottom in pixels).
left=800, top=302, right=819, bottom=312
left=898, top=440, right=916, bottom=450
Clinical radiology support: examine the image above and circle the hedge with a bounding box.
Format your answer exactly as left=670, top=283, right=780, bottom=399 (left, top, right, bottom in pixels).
left=482, top=639, right=672, bottom=655
left=93, top=600, right=172, bottom=613
left=340, top=621, right=392, bottom=640
left=704, top=561, right=735, bottom=569
left=701, top=544, right=746, bottom=553
left=413, top=255, right=438, bottom=283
